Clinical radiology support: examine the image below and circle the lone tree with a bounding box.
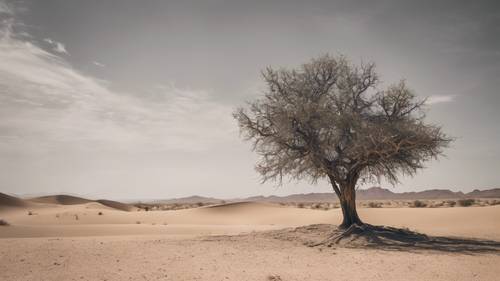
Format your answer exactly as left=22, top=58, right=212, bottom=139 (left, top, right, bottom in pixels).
left=234, top=54, right=452, bottom=228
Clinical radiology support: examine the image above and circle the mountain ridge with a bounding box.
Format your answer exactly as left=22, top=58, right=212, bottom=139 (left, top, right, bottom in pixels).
left=159, top=187, right=500, bottom=203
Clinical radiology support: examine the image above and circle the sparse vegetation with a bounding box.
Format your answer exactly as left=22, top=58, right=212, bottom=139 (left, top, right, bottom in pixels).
left=267, top=275, right=283, bottom=281
left=368, top=202, right=382, bottom=208
left=136, top=221, right=141, bottom=224
left=128, top=198, right=499, bottom=212
left=28, top=211, right=34, bottom=215
left=0, top=219, right=9, bottom=226
left=490, top=200, right=500, bottom=206
left=458, top=199, right=475, bottom=207
left=429, top=201, right=444, bottom=208
left=98, top=212, right=103, bottom=216
left=412, top=200, right=427, bottom=208
left=134, top=202, right=221, bottom=211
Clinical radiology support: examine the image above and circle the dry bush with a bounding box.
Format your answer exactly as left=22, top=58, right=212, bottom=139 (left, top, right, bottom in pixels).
left=411, top=200, right=427, bottom=208
left=267, top=275, right=283, bottom=281
left=429, top=201, right=444, bottom=208
left=28, top=211, right=34, bottom=215
left=0, top=219, right=9, bottom=226
left=489, top=200, right=500, bottom=206
left=367, top=201, right=382, bottom=208
left=311, top=203, right=322, bottom=209
left=297, top=203, right=305, bottom=208
left=136, top=221, right=141, bottom=224
left=98, top=212, right=103, bottom=216
left=446, top=200, right=456, bottom=207
left=457, top=199, right=475, bottom=207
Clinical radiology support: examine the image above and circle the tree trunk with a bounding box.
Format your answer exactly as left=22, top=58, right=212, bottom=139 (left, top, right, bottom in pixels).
left=338, top=183, right=363, bottom=228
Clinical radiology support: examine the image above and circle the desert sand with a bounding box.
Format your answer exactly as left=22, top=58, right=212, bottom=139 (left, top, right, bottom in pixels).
left=1, top=195, right=500, bottom=281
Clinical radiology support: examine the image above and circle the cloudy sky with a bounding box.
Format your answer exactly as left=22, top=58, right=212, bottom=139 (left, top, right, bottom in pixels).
left=0, top=0, right=499, bottom=200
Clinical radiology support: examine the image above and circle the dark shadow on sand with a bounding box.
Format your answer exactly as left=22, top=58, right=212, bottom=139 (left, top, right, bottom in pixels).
left=266, top=224, right=500, bottom=254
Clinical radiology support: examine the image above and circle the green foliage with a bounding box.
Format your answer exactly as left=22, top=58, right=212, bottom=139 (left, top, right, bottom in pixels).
left=457, top=199, right=475, bottom=207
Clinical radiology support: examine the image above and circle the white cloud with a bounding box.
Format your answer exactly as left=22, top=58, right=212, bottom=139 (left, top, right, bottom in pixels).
left=93, top=61, right=105, bottom=67
left=0, top=1, right=13, bottom=15
left=0, top=23, right=235, bottom=154
left=426, top=95, right=456, bottom=105
left=43, top=38, right=68, bottom=54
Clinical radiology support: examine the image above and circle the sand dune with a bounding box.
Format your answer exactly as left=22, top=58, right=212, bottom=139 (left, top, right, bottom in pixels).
left=29, top=194, right=94, bottom=205
left=0, top=193, right=135, bottom=213
left=96, top=199, right=136, bottom=212
left=1, top=199, right=499, bottom=239
left=1, top=199, right=500, bottom=281
left=0, top=192, right=30, bottom=210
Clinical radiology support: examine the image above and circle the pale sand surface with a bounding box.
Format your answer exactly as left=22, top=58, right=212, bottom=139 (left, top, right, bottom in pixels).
left=1, top=201, right=499, bottom=280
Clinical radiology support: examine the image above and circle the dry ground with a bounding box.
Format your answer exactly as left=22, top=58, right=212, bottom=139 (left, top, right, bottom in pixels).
left=1, top=199, right=499, bottom=281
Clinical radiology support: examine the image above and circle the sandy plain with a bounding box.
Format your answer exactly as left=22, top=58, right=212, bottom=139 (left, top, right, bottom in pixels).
left=1, top=196, right=499, bottom=281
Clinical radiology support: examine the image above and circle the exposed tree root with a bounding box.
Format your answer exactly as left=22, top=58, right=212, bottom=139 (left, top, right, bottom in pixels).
left=309, top=223, right=430, bottom=248
left=262, top=224, right=500, bottom=253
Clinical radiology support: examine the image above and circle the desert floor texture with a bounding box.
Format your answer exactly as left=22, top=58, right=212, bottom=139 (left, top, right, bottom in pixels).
left=1, top=197, right=500, bottom=281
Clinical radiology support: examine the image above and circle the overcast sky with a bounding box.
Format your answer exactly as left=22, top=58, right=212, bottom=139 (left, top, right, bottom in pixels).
left=0, top=0, right=499, bottom=200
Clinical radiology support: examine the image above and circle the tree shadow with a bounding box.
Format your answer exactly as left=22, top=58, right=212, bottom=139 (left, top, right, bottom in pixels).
left=267, top=224, right=500, bottom=254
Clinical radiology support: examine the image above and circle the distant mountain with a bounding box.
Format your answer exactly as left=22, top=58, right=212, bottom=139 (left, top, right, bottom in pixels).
left=271, top=187, right=499, bottom=201
left=153, top=195, right=225, bottom=204
left=356, top=187, right=466, bottom=200
left=465, top=188, right=500, bottom=198
left=3, top=187, right=499, bottom=209
left=159, top=187, right=500, bottom=204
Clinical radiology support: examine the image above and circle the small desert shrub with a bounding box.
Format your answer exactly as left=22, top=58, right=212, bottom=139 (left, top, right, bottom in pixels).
left=457, top=199, right=475, bottom=207
left=196, top=202, right=204, bottom=207
left=28, top=211, right=33, bottom=215
left=0, top=219, right=9, bottom=226
left=136, top=221, right=141, bottom=224
left=267, top=275, right=283, bottom=281
left=446, top=200, right=456, bottom=207
left=412, top=200, right=427, bottom=208
left=311, top=203, right=322, bottom=209
left=429, top=201, right=444, bottom=208
left=367, top=201, right=382, bottom=208
left=489, top=200, right=500, bottom=206
left=98, top=212, right=103, bottom=216
left=297, top=203, right=305, bottom=208
left=74, top=214, right=79, bottom=220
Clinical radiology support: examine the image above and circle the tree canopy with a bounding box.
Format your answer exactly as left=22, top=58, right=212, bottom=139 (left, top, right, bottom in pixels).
left=234, top=54, right=452, bottom=227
